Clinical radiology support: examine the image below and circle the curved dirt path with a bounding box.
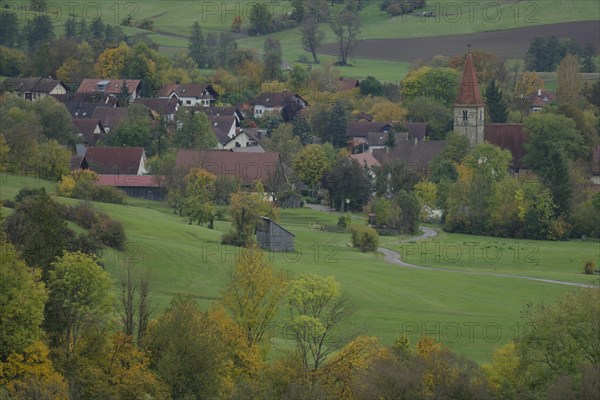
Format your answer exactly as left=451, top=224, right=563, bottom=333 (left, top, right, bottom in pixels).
left=378, top=228, right=598, bottom=289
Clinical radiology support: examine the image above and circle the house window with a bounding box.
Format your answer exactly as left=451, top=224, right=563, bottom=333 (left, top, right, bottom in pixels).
left=186, top=100, right=191, bottom=105
left=462, top=110, right=468, bottom=123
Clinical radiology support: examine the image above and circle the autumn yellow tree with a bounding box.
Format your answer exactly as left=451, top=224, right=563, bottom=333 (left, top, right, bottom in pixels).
left=223, top=245, right=288, bottom=349
left=94, top=41, right=131, bottom=78
left=369, top=101, right=407, bottom=122
left=183, top=167, right=217, bottom=227
left=320, top=336, right=381, bottom=399
left=556, top=54, right=582, bottom=104
left=0, top=341, right=69, bottom=399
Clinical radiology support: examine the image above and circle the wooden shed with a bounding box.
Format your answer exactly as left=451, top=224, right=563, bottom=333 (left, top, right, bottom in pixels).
left=256, top=217, right=295, bottom=252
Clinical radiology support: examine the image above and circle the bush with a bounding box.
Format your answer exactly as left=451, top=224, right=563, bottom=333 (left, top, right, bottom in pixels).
left=350, top=225, right=379, bottom=253
left=583, top=259, right=596, bottom=275
left=92, top=185, right=126, bottom=204
left=68, top=202, right=101, bottom=229
left=15, top=187, right=47, bottom=203
left=91, top=216, right=126, bottom=251
left=337, top=213, right=352, bottom=229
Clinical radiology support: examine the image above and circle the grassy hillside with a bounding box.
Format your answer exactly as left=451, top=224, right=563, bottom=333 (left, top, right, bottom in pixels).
left=2, top=173, right=597, bottom=363
left=19, top=0, right=599, bottom=81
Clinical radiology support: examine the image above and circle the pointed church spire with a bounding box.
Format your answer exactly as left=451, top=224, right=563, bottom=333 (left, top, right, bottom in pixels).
left=455, top=51, right=484, bottom=106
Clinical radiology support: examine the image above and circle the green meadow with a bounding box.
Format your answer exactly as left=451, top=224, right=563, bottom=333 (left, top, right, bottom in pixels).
left=2, top=173, right=596, bottom=364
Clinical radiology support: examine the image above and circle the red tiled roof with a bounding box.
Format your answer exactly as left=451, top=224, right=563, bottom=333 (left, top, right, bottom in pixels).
left=96, top=174, right=163, bottom=187
left=157, top=83, right=217, bottom=99
left=73, top=119, right=105, bottom=146
left=77, top=79, right=141, bottom=96
left=455, top=53, right=484, bottom=106
left=81, top=147, right=145, bottom=175
left=134, top=97, right=178, bottom=115
left=91, top=106, right=129, bottom=129
left=338, top=77, right=360, bottom=91
left=372, top=140, right=448, bottom=173
left=484, top=124, right=527, bottom=168
left=346, top=121, right=392, bottom=137
left=350, top=152, right=380, bottom=169
left=175, top=149, right=280, bottom=185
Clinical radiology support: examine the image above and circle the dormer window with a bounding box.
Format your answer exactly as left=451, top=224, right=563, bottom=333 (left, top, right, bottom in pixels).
left=97, top=80, right=110, bottom=92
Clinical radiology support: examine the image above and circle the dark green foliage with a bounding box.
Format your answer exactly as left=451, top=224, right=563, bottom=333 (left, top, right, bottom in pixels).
left=395, top=191, right=420, bottom=235
left=188, top=22, right=206, bottom=68
left=14, top=187, right=47, bottom=203
left=337, top=213, right=352, bottom=229
left=380, top=0, right=427, bottom=16
left=263, top=37, right=283, bottom=81
left=64, top=15, right=77, bottom=38
left=214, top=175, right=241, bottom=206
left=71, top=180, right=127, bottom=204
left=0, top=11, right=20, bottom=47
left=360, top=76, right=384, bottom=97
left=24, top=15, right=55, bottom=48
left=248, top=3, right=273, bottom=35
left=485, top=80, right=508, bottom=123
left=327, top=99, right=350, bottom=146
left=324, top=157, right=371, bottom=211
left=350, top=225, right=379, bottom=252
left=525, top=35, right=593, bottom=72
left=404, top=97, right=453, bottom=139
left=583, top=80, right=600, bottom=108
left=292, top=113, right=313, bottom=145
left=581, top=41, right=597, bottom=73
left=4, top=190, right=69, bottom=270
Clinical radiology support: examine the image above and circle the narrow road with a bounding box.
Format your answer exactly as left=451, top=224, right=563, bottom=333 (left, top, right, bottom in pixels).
left=378, top=228, right=598, bottom=289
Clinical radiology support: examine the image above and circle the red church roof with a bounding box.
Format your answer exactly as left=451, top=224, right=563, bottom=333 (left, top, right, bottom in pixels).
left=455, top=52, right=484, bottom=106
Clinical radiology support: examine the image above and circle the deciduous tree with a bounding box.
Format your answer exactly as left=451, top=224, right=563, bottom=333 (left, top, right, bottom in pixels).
left=223, top=245, right=288, bottom=348
left=300, top=17, right=325, bottom=64
left=284, top=274, right=356, bottom=371
left=329, top=9, right=361, bottom=66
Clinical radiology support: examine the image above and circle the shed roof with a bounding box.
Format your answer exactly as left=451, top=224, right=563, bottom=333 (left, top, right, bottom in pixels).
left=96, top=174, right=163, bottom=187
left=259, top=217, right=295, bottom=237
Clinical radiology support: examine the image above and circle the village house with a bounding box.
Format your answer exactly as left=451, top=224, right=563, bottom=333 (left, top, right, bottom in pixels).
left=90, top=106, right=130, bottom=132
left=175, top=149, right=282, bottom=188
left=253, top=91, right=308, bottom=119
left=527, top=89, right=555, bottom=113
left=78, top=147, right=148, bottom=175
left=3, top=77, right=69, bottom=101
left=158, top=83, right=219, bottom=107
left=72, top=119, right=106, bottom=147
left=372, top=140, right=448, bottom=176
left=134, top=97, right=180, bottom=121
left=76, top=79, right=141, bottom=103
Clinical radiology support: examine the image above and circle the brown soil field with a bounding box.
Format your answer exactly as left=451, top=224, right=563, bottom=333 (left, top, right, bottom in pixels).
left=318, top=21, right=600, bottom=62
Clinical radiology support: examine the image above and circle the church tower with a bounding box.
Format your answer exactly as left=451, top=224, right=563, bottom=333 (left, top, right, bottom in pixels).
left=453, top=50, right=485, bottom=146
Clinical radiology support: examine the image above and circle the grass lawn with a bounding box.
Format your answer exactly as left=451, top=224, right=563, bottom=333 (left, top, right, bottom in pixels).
left=381, top=228, right=600, bottom=286
left=0, top=173, right=595, bottom=364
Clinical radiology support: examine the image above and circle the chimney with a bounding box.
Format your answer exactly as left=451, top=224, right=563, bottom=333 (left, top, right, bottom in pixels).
left=537, top=89, right=542, bottom=97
